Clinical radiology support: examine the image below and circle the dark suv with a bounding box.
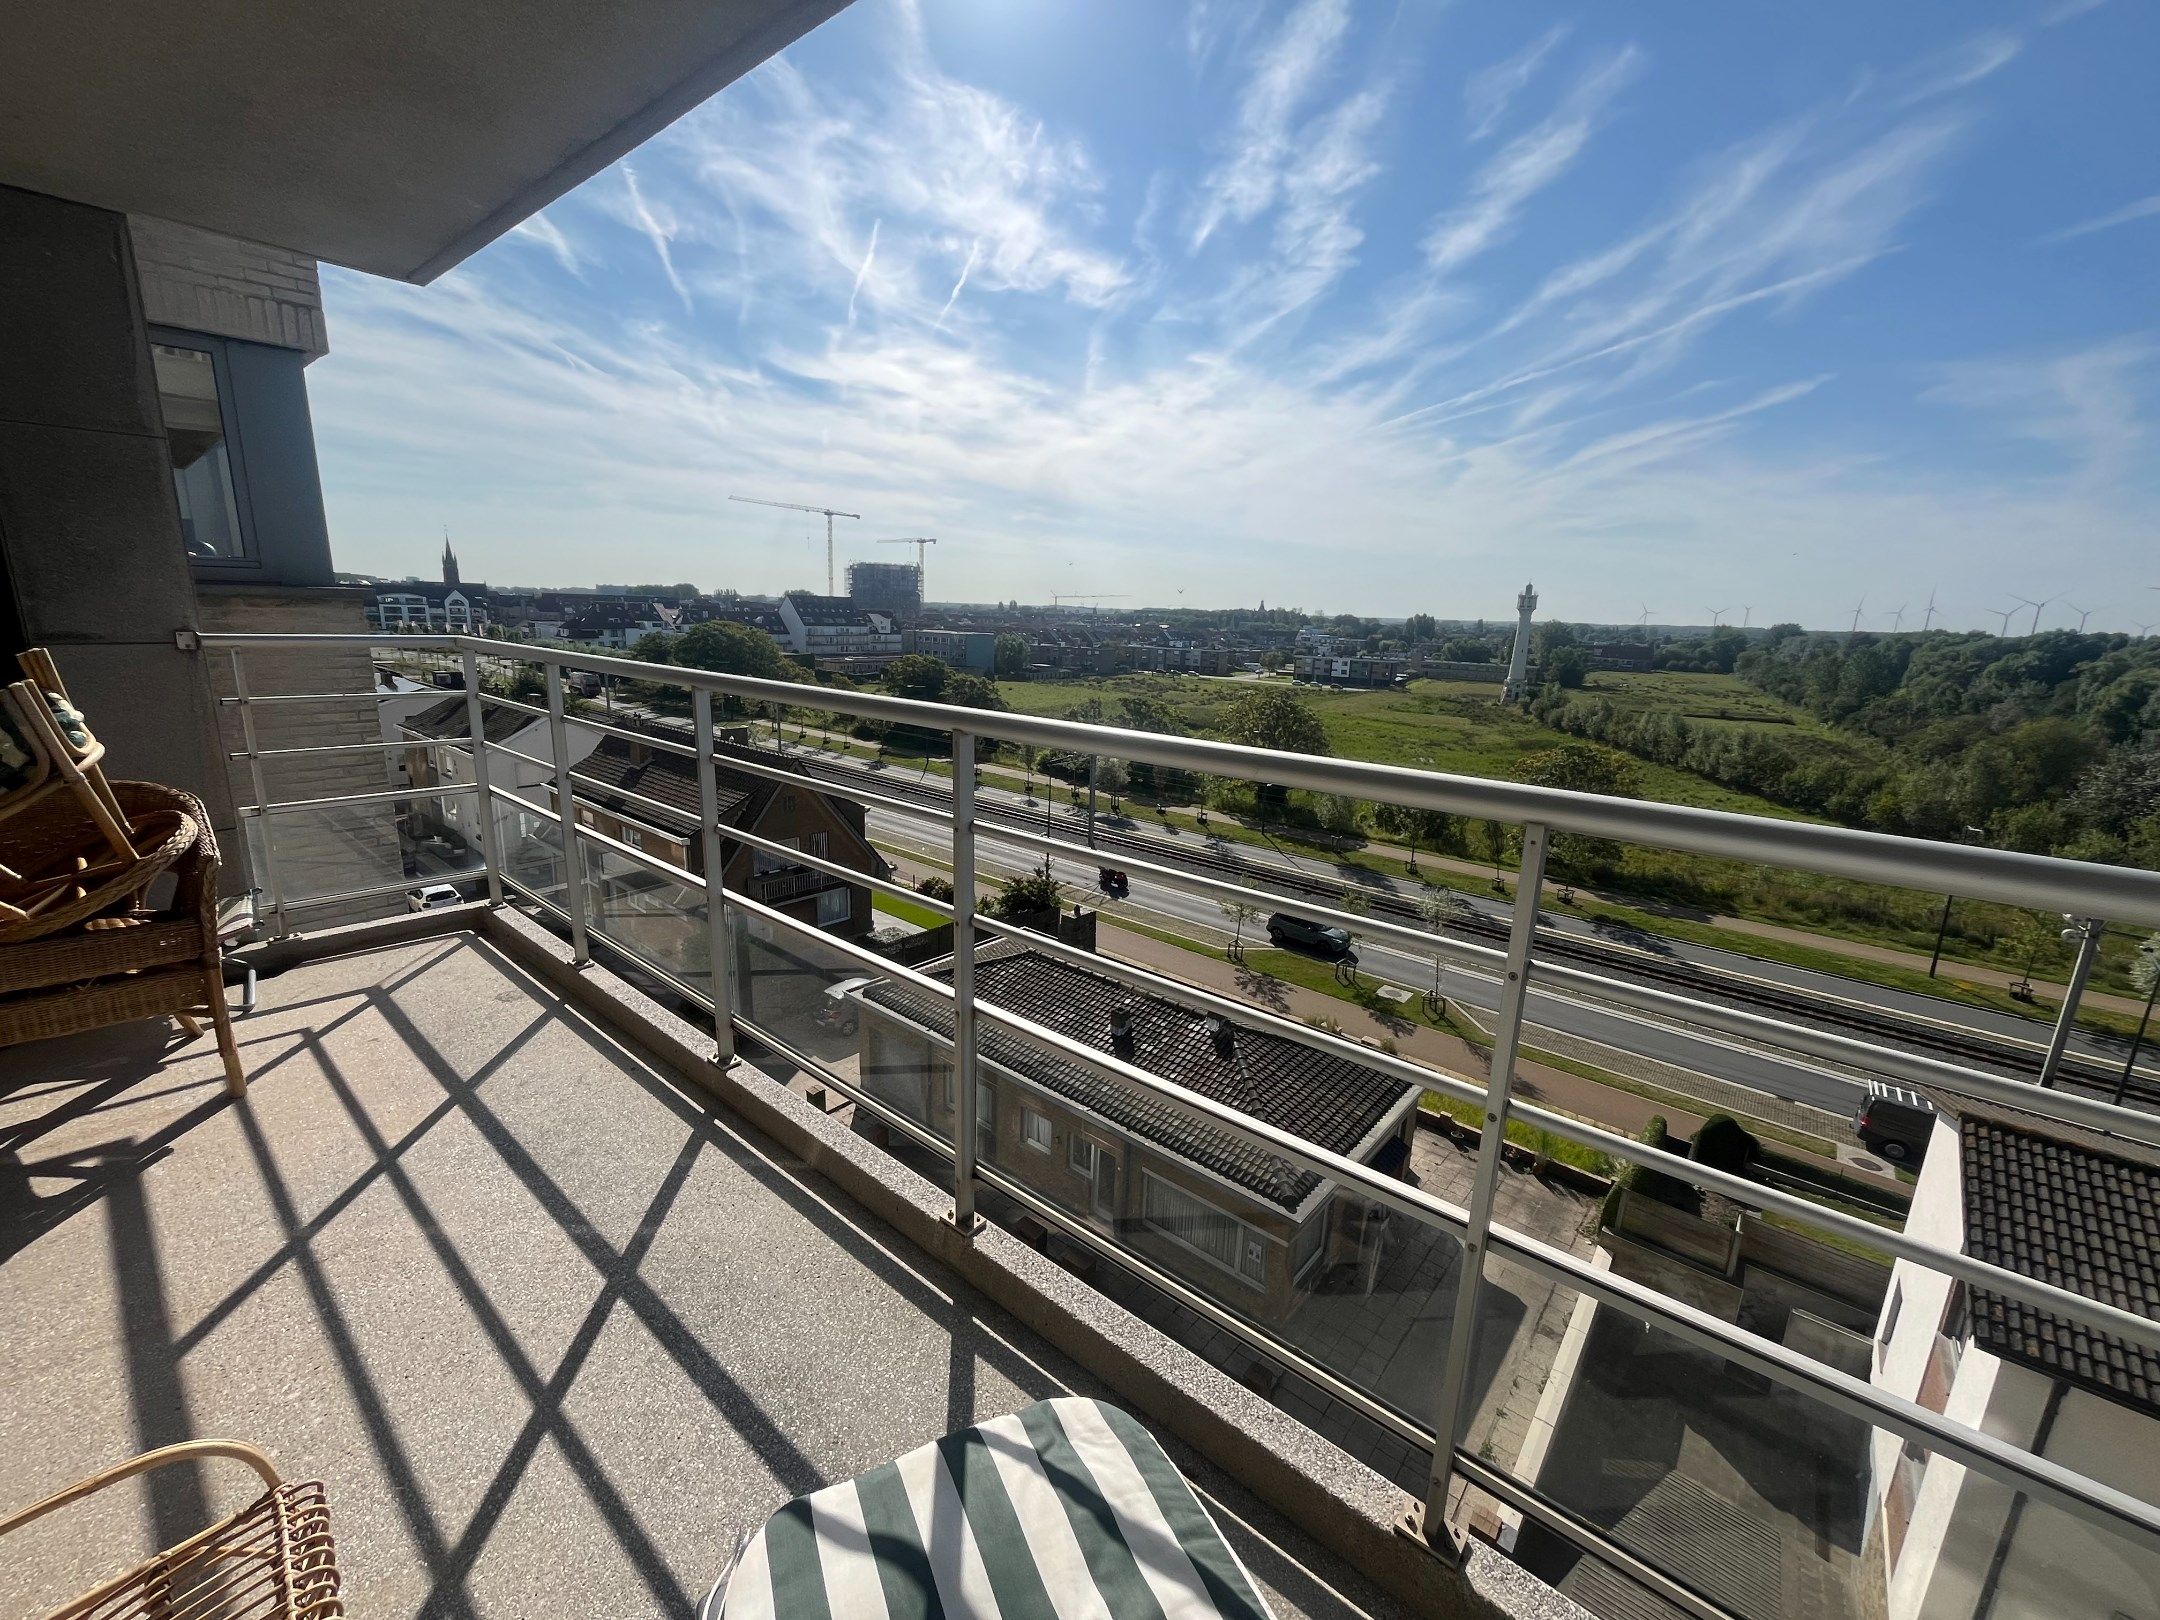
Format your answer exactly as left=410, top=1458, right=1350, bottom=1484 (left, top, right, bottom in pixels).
left=1854, top=1083, right=1935, bottom=1164
left=1266, top=912, right=1354, bottom=957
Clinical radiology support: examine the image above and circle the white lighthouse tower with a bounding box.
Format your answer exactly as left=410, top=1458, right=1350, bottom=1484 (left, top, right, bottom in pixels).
left=1502, top=582, right=1538, bottom=701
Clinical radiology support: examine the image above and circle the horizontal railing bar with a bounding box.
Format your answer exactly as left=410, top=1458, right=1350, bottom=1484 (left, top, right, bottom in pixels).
left=234, top=738, right=445, bottom=761
left=571, top=824, right=712, bottom=891
left=199, top=632, right=2160, bottom=923
left=719, top=821, right=938, bottom=914
left=216, top=690, right=407, bottom=706
left=556, top=708, right=701, bottom=759
left=505, top=874, right=714, bottom=1004
left=1489, top=1227, right=2160, bottom=1555
left=1506, top=1092, right=2160, bottom=1357
left=971, top=911, right=1488, bottom=1112
left=1531, top=956, right=2160, bottom=1151
left=245, top=784, right=476, bottom=816
left=1449, top=1452, right=1732, bottom=1620
left=261, top=874, right=481, bottom=913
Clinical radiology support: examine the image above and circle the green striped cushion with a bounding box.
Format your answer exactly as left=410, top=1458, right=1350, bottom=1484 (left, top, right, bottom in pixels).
left=705, top=1398, right=1276, bottom=1619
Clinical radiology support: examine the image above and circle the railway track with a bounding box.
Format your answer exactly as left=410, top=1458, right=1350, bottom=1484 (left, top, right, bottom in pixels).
left=777, top=749, right=2157, bottom=1112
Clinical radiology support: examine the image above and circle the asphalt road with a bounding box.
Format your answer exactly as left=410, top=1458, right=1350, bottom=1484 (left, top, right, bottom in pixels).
left=871, top=807, right=1875, bottom=1120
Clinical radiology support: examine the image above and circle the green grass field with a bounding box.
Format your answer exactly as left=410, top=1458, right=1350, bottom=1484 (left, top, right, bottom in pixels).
left=998, top=673, right=1816, bottom=822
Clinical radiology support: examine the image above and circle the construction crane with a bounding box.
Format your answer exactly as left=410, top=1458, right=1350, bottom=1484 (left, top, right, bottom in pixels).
left=873, top=538, right=938, bottom=602
left=1053, top=594, right=1129, bottom=616
left=730, top=493, right=859, bottom=595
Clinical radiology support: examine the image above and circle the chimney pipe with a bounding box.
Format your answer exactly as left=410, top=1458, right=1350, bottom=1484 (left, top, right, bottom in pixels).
left=1110, top=1004, right=1136, bottom=1060
left=1208, top=1015, right=1235, bottom=1061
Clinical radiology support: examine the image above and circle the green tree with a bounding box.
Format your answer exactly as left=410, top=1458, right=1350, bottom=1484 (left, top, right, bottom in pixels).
left=1514, top=743, right=1642, bottom=880
left=994, top=634, right=1029, bottom=677
left=1404, top=613, right=1439, bottom=643
left=1222, top=685, right=1329, bottom=808
left=987, top=865, right=1065, bottom=925
left=1544, top=646, right=1592, bottom=689
left=944, top=672, right=1006, bottom=712
left=881, top=654, right=953, bottom=702
left=675, top=621, right=796, bottom=682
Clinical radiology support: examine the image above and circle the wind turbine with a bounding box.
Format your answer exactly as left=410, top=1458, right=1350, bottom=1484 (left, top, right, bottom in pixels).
left=1847, top=595, right=1867, bottom=641
left=1920, top=588, right=1939, bottom=632
left=1742, top=606, right=1753, bottom=628
left=1708, top=605, right=1731, bottom=627
left=1887, top=604, right=1908, bottom=633
left=2011, top=594, right=2054, bottom=636
left=1987, top=606, right=2016, bottom=634
left=2064, top=602, right=2093, bottom=632
left=2137, top=622, right=2157, bottom=639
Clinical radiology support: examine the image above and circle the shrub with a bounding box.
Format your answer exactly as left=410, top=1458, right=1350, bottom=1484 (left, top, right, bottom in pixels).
left=1600, top=1113, right=1695, bottom=1227
left=915, top=876, right=954, bottom=902
left=1690, top=1113, right=1759, bottom=1175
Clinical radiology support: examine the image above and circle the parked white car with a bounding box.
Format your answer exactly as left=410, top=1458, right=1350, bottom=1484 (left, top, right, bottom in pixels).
left=406, top=883, right=464, bottom=913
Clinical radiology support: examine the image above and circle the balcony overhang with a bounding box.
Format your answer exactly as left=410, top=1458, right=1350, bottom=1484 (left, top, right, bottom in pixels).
left=0, top=0, right=850, bottom=283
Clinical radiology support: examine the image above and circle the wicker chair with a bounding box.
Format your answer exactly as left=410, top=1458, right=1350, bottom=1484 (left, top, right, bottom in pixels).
left=0, top=781, right=244, bottom=1097
left=0, top=1441, right=343, bottom=1620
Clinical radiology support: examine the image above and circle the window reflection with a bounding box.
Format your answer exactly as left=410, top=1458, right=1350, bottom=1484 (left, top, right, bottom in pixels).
left=152, top=343, right=250, bottom=560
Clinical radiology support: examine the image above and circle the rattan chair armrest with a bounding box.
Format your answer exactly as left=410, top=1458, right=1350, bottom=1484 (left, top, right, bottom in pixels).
left=0, top=1440, right=281, bottom=1540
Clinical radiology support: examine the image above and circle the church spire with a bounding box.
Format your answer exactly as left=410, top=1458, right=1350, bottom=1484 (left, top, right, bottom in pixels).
left=441, top=527, right=460, bottom=589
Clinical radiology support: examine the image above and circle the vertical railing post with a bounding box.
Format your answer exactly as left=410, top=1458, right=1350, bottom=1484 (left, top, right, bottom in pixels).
left=458, top=645, right=504, bottom=909
left=543, top=663, right=591, bottom=966
left=2039, top=915, right=2103, bottom=1088
left=229, top=649, right=286, bottom=938
left=1423, top=821, right=1549, bottom=1547
left=949, top=729, right=984, bottom=1234
left=693, top=687, right=738, bottom=1063
left=1087, top=753, right=1099, bottom=848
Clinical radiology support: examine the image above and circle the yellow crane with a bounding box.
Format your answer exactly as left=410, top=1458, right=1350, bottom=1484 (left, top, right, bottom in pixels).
left=730, top=493, right=859, bottom=594
left=873, top=537, right=938, bottom=601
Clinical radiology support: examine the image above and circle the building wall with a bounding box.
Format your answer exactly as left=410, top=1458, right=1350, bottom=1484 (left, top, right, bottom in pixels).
left=0, top=185, right=237, bottom=862
left=127, top=214, right=327, bottom=359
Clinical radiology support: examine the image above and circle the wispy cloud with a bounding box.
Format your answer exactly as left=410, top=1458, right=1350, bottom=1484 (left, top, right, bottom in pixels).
left=509, top=214, right=581, bottom=277
left=846, top=218, right=880, bottom=327
left=620, top=164, right=690, bottom=310
left=1425, top=47, right=1642, bottom=273
left=2040, top=193, right=2160, bottom=244
left=935, top=237, right=981, bottom=329
left=1464, top=24, right=1571, bottom=141
left=1188, top=0, right=1351, bottom=250
left=1923, top=337, right=2155, bottom=484
left=1898, top=30, right=2021, bottom=105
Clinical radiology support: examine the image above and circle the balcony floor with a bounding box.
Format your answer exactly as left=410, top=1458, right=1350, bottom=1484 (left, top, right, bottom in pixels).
left=0, top=934, right=1408, bottom=1620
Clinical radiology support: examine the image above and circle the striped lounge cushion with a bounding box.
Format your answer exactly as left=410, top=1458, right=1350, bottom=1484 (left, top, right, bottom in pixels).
left=703, top=1397, right=1277, bottom=1619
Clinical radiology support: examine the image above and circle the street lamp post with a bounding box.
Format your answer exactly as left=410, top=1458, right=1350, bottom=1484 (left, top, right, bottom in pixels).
left=2039, top=914, right=2105, bottom=1089
left=1926, top=825, right=1988, bottom=978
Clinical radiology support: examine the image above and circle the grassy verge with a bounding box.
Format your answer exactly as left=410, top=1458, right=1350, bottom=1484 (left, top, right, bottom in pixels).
left=873, top=891, right=949, bottom=930
left=1421, top=1093, right=1616, bottom=1176
left=1567, top=896, right=2144, bottom=1040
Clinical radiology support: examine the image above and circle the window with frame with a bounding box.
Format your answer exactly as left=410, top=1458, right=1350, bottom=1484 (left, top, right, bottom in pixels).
left=808, top=831, right=829, bottom=859
left=751, top=836, right=800, bottom=877
left=152, top=342, right=252, bottom=562
left=1021, top=1108, right=1052, bottom=1153
left=815, top=886, right=850, bottom=928
left=1140, top=1171, right=1266, bottom=1285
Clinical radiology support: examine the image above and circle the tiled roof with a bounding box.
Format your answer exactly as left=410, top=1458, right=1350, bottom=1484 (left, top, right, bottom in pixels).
left=1955, top=1103, right=2160, bottom=1417
left=785, top=593, right=875, bottom=627
left=575, top=734, right=755, bottom=828
left=399, top=695, right=531, bottom=744
left=860, top=941, right=1418, bottom=1212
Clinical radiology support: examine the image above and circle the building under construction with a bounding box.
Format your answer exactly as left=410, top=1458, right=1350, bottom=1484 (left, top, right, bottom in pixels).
left=846, top=559, right=922, bottom=625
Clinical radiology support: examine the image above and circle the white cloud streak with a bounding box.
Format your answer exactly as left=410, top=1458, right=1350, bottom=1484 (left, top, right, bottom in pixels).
left=2041, top=193, right=2160, bottom=244
left=1464, top=23, right=1571, bottom=140
left=847, top=218, right=880, bottom=328
left=620, top=164, right=691, bottom=311
left=1188, top=0, right=1351, bottom=250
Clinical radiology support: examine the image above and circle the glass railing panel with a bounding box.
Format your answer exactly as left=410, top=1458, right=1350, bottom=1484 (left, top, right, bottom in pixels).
left=725, top=904, right=955, bottom=1149
left=1468, top=1245, right=2160, bottom=1620
left=256, top=787, right=480, bottom=906
left=572, top=831, right=711, bottom=1001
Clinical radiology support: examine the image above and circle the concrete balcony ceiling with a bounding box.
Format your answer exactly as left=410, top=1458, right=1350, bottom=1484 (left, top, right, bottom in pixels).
left=0, top=0, right=850, bottom=282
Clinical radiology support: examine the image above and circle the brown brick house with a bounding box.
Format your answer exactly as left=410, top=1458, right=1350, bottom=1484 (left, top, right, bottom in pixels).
left=559, top=733, right=890, bottom=939
left=853, top=940, right=1421, bottom=1321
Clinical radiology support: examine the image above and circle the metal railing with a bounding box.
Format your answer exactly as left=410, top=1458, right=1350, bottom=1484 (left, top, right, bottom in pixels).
left=207, top=631, right=2160, bottom=1620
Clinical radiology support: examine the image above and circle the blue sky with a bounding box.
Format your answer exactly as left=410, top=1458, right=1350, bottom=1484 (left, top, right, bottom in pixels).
left=310, top=0, right=2159, bottom=631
